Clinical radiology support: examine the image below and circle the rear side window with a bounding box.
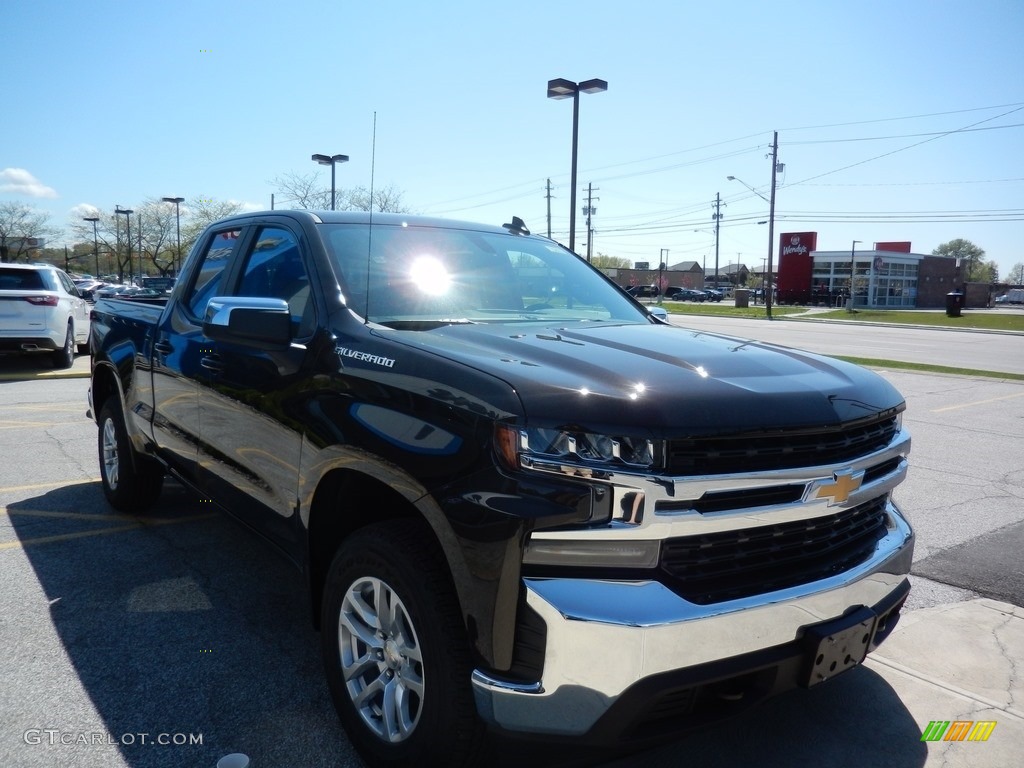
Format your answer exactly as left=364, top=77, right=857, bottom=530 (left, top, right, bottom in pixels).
left=0, top=269, right=46, bottom=291
left=183, top=229, right=242, bottom=319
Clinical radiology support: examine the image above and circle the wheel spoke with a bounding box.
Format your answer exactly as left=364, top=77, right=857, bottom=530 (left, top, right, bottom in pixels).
left=342, top=649, right=384, bottom=683
left=102, top=419, right=119, bottom=489
left=394, top=680, right=419, bottom=737
left=352, top=669, right=387, bottom=710
left=336, top=573, right=425, bottom=744
left=345, top=581, right=381, bottom=632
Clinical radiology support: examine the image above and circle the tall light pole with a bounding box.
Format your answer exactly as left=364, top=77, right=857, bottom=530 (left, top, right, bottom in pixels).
left=848, top=240, right=862, bottom=312
left=115, top=207, right=133, bottom=285
left=162, top=197, right=184, bottom=275
left=311, top=153, right=349, bottom=210
left=83, top=216, right=100, bottom=277
left=547, top=77, right=607, bottom=254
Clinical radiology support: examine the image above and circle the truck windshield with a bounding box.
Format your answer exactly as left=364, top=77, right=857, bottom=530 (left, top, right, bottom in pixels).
left=319, top=223, right=647, bottom=327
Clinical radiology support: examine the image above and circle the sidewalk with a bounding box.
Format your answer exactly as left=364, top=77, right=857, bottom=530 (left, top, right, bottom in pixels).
left=864, top=598, right=1023, bottom=764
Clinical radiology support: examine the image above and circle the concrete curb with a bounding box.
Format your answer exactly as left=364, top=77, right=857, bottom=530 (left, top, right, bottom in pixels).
left=0, top=356, right=91, bottom=382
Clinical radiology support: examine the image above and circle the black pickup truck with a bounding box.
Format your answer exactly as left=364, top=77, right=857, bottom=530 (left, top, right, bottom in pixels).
left=89, top=210, right=914, bottom=767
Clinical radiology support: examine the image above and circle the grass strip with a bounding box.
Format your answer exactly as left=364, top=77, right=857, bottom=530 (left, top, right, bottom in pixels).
left=830, top=356, right=1024, bottom=381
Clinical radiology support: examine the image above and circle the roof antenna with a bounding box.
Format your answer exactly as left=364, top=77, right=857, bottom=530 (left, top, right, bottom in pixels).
left=503, top=216, right=530, bottom=236
left=363, top=111, right=376, bottom=324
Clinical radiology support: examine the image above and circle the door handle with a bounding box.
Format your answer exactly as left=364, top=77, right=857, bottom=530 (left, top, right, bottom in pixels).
left=154, top=341, right=174, bottom=355
left=200, top=353, right=224, bottom=373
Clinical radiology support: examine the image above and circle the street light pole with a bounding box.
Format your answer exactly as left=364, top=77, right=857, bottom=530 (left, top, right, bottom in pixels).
left=162, top=197, right=184, bottom=275
left=115, top=207, right=133, bottom=285
left=848, top=240, right=862, bottom=312
left=547, top=77, right=607, bottom=254
left=83, top=216, right=100, bottom=277
left=311, top=154, right=349, bottom=210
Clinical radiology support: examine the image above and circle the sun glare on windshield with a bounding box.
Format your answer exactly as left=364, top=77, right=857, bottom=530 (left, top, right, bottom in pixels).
left=409, top=255, right=451, bottom=296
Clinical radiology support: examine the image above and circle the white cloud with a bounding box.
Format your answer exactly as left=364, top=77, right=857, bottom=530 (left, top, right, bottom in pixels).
left=0, top=168, right=58, bottom=199
left=233, top=199, right=265, bottom=213
left=70, top=203, right=102, bottom=219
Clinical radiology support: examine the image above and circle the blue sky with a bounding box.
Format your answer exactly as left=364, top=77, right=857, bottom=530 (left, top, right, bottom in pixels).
left=3, top=0, right=1022, bottom=278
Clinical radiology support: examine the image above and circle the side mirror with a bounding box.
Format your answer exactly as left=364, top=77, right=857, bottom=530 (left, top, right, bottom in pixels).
left=203, top=296, right=292, bottom=349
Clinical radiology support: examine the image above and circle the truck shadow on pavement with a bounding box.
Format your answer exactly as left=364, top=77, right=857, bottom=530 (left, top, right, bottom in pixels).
left=7, top=481, right=928, bottom=768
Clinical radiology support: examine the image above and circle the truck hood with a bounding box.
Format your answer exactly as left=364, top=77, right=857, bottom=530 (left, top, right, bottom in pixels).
left=379, top=321, right=904, bottom=436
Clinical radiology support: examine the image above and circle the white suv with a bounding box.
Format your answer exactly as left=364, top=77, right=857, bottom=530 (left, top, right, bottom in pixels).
left=0, top=263, right=91, bottom=368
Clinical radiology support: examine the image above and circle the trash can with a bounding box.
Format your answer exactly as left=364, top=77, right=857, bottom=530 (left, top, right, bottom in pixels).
left=734, top=288, right=749, bottom=308
left=945, top=291, right=964, bottom=318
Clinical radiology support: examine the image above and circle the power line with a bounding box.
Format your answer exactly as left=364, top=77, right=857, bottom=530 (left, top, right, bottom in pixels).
left=785, top=122, right=1024, bottom=145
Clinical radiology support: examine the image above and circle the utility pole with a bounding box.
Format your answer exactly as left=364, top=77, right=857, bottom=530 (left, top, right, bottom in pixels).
left=766, top=130, right=779, bottom=319
left=712, top=193, right=724, bottom=289
left=545, top=179, right=553, bottom=239
left=658, top=249, right=668, bottom=305
left=583, top=183, right=599, bottom=263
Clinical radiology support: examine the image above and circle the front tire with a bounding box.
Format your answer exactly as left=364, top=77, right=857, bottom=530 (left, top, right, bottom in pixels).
left=321, top=520, right=485, bottom=768
left=98, top=398, right=164, bottom=512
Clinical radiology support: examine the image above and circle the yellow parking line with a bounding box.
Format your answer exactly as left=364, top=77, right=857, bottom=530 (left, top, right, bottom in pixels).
left=0, top=513, right=215, bottom=551
left=0, top=405, right=86, bottom=412
left=0, top=523, right=144, bottom=550
left=0, top=508, right=139, bottom=522
left=932, top=391, right=1024, bottom=413
left=0, top=479, right=96, bottom=494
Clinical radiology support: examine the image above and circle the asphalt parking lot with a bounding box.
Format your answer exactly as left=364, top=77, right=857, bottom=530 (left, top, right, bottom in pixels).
left=1, top=359, right=1023, bottom=767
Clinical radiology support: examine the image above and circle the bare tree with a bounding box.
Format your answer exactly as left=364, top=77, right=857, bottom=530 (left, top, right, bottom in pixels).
left=179, top=197, right=244, bottom=257
left=1008, top=262, right=1024, bottom=285
left=135, top=199, right=177, bottom=276
left=69, top=210, right=130, bottom=281
left=269, top=173, right=411, bottom=213
left=343, top=184, right=411, bottom=213
left=269, top=171, right=332, bottom=210
left=0, top=201, right=58, bottom=262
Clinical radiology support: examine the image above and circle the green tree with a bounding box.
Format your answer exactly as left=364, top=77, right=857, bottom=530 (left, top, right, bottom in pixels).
left=1008, top=262, right=1024, bottom=285
left=931, top=238, right=988, bottom=281
left=976, top=260, right=999, bottom=284
left=590, top=252, right=632, bottom=269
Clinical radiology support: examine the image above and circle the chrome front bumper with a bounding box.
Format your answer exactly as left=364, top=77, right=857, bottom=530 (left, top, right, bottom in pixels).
left=471, top=501, right=914, bottom=737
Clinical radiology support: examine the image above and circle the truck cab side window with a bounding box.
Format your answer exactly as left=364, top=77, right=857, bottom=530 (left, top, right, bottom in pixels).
left=237, top=227, right=314, bottom=337
left=185, top=229, right=241, bottom=319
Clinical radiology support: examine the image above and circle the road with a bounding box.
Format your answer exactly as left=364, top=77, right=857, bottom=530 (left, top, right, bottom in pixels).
left=666, top=312, right=1024, bottom=375
left=1, top=325, right=1022, bottom=767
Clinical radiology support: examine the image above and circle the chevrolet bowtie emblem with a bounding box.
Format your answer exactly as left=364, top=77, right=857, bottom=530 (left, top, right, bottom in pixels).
left=806, top=469, right=865, bottom=506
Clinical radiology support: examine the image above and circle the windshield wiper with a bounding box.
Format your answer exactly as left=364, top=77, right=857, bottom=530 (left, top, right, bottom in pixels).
left=378, top=319, right=478, bottom=331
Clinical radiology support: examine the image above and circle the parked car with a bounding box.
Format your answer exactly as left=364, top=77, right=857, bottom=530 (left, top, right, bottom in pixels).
left=0, top=263, right=91, bottom=367
left=703, top=289, right=724, bottom=302
left=73, top=279, right=109, bottom=302
left=625, top=284, right=659, bottom=298
left=667, top=287, right=706, bottom=301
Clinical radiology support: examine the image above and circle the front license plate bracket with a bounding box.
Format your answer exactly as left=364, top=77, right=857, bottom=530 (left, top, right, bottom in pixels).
left=800, top=606, right=877, bottom=688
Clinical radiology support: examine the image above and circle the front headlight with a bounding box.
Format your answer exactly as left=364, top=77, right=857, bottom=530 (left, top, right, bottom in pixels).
left=495, top=424, right=662, bottom=473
